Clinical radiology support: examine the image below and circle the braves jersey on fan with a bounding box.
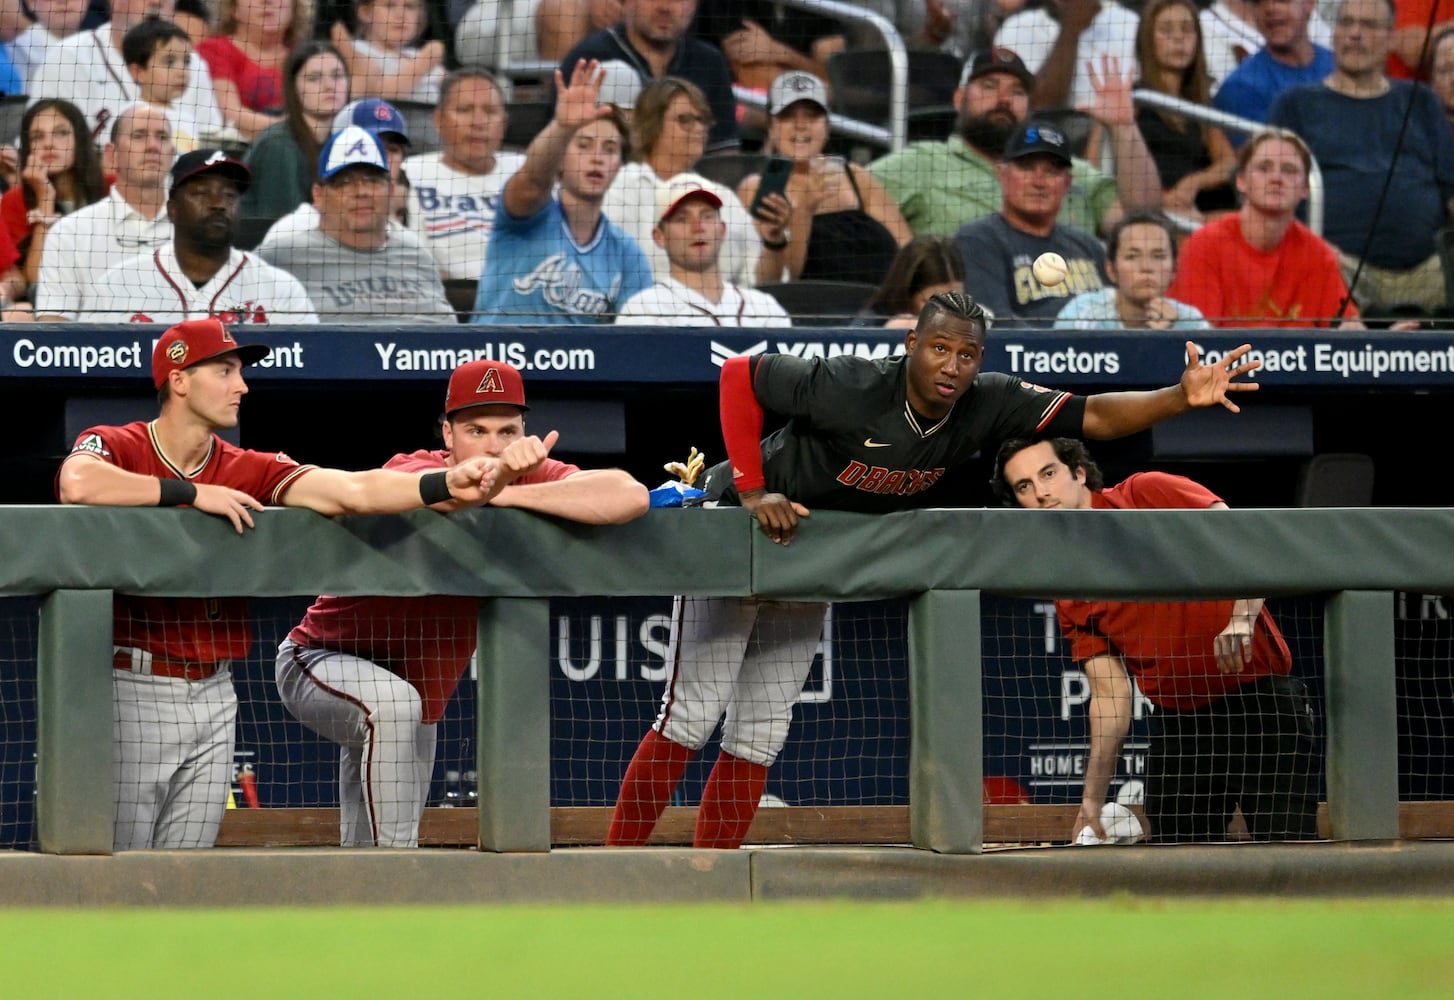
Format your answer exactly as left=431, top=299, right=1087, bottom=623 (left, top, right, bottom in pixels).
left=702, top=353, right=1085, bottom=513
left=78, top=244, right=320, bottom=324
left=60, top=420, right=318, bottom=661
left=288, top=448, right=581, bottom=722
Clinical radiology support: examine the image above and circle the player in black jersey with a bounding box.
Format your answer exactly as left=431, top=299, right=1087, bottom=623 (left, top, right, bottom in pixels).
left=608, top=290, right=1263, bottom=849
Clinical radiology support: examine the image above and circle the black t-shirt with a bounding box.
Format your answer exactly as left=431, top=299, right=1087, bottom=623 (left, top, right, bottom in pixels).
left=702, top=352, right=1087, bottom=512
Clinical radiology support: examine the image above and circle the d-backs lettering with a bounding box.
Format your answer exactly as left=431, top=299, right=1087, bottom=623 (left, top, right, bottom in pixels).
left=836, top=461, right=945, bottom=496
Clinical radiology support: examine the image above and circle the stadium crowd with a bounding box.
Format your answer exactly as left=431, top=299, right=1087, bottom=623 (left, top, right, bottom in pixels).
left=2, top=0, right=1452, bottom=327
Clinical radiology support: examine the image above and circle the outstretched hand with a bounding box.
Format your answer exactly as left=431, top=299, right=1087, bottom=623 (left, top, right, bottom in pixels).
left=192, top=483, right=266, bottom=534
left=1081, top=53, right=1135, bottom=128
left=1181, top=341, right=1261, bottom=413
left=555, top=59, right=611, bottom=131
left=740, top=488, right=811, bottom=546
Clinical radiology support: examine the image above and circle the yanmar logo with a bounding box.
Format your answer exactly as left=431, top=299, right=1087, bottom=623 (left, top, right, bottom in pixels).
left=709, top=340, right=905, bottom=367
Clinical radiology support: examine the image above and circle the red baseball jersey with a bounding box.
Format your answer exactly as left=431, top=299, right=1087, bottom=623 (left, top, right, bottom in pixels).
left=1055, top=472, right=1293, bottom=711
left=61, top=420, right=317, bottom=662
left=289, top=448, right=581, bottom=723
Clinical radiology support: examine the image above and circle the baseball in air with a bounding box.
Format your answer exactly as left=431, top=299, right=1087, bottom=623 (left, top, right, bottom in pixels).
left=1032, top=251, right=1068, bottom=287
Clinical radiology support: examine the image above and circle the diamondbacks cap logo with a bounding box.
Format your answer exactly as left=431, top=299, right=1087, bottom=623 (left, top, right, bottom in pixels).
left=476, top=367, right=504, bottom=396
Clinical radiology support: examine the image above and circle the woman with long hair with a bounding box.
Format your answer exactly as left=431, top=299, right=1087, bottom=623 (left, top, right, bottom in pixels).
left=859, top=235, right=965, bottom=328
left=0, top=98, right=107, bottom=293
left=1134, top=0, right=1237, bottom=219
left=241, top=39, right=350, bottom=222
left=198, top=0, right=318, bottom=141
left=738, top=70, right=911, bottom=286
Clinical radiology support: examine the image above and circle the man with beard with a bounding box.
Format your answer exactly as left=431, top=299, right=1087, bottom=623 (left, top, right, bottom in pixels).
left=80, top=150, right=318, bottom=324
left=869, top=47, right=1162, bottom=239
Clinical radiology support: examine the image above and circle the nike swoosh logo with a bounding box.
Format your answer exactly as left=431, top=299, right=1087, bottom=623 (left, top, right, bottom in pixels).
left=863, top=439, right=892, bottom=448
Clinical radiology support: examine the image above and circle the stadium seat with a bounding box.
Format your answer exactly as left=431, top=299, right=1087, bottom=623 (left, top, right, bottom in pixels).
left=234, top=217, right=275, bottom=252
left=691, top=152, right=767, bottom=190
left=756, top=280, right=878, bottom=326
left=825, top=49, right=962, bottom=136
left=1295, top=452, right=1375, bottom=507
left=0, top=94, right=26, bottom=145
left=503, top=100, right=554, bottom=151
left=392, top=99, right=443, bottom=154
left=443, top=278, right=478, bottom=323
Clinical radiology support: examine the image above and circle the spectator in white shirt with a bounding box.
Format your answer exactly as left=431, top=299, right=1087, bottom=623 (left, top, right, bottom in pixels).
left=8, top=0, right=89, bottom=93
left=36, top=102, right=175, bottom=320
left=616, top=176, right=790, bottom=326
left=402, top=68, right=525, bottom=280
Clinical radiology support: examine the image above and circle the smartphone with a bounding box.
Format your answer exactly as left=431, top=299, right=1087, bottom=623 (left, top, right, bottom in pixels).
left=749, top=155, right=794, bottom=220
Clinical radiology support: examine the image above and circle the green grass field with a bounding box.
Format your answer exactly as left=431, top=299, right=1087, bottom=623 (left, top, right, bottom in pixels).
left=5, top=899, right=1452, bottom=998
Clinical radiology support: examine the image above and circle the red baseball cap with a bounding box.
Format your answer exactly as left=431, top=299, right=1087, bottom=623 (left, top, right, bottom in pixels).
left=152, top=318, right=270, bottom=388
left=445, top=360, right=529, bottom=415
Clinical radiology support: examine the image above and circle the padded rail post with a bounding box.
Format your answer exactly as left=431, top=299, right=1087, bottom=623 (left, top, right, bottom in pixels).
left=1324, top=590, right=1400, bottom=840
left=475, top=597, right=551, bottom=852
left=37, top=589, right=114, bottom=855
left=908, top=589, right=983, bottom=854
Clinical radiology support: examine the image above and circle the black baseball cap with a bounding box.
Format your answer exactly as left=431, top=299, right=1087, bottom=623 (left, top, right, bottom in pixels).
left=169, top=149, right=252, bottom=195
left=1003, top=121, right=1073, bottom=166
left=959, top=47, right=1035, bottom=89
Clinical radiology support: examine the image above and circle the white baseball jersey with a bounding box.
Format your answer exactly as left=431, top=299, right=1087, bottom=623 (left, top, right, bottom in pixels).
left=615, top=276, right=791, bottom=327
left=79, top=244, right=319, bottom=324
left=403, top=149, right=524, bottom=280
left=27, top=25, right=222, bottom=142
left=603, top=164, right=766, bottom=287
left=35, top=188, right=172, bottom=320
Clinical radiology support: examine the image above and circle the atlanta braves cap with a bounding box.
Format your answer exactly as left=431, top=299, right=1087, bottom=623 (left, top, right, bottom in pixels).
left=332, top=98, right=410, bottom=145
left=445, top=360, right=529, bottom=415
left=655, top=175, right=723, bottom=226
left=768, top=70, right=829, bottom=115
left=1003, top=120, right=1073, bottom=166
left=169, top=148, right=252, bottom=195
left=318, top=125, right=389, bottom=180
left=152, top=318, right=270, bottom=388
left=959, top=47, right=1035, bottom=89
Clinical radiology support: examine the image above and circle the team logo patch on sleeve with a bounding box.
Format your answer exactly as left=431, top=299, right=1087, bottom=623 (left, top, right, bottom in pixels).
left=72, top=433, right=109, bottom=457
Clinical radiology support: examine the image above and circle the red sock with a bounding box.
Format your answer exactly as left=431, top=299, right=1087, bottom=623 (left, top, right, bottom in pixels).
left=607, top=729, right=696, bottom=846
left=693, top=751, right=769, bottom=849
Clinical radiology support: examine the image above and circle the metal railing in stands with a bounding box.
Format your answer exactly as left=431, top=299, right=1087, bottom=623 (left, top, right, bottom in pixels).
left=486, top=0, right=911, bottom=151
left=1131, top=89, right=1324, bottom=235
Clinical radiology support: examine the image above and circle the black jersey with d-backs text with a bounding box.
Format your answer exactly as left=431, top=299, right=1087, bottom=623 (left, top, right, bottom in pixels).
left=703, top=352, right=1087, bottom=513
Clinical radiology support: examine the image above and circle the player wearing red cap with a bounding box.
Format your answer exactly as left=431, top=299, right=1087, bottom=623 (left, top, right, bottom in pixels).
left=276, top=359, right=650, bottom=848
left=55, top=320, right=539, bottom=851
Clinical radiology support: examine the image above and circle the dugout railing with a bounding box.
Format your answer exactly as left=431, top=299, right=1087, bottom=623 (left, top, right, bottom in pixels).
left=7, top=503, right=1451, bottom=855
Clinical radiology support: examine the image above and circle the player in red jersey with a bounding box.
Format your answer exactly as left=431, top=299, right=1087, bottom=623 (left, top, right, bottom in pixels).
left=993, top=437, right=1319, bottom=843
left=608, top=290, right=1265, bottom=850
left=55, top=319, right=541, bottom=851
left=276, top=360, right=650, bottom=847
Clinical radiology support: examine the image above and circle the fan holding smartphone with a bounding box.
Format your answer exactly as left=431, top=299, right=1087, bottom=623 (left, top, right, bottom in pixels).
left=738, top=71, right=913, bottom=286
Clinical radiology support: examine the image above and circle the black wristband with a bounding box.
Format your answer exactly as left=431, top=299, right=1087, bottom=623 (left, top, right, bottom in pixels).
left=157, top=478, right=198, bottom=507
left=419, top=470, right=453, bottom=505
left=761, top=235, right=789, bottom=251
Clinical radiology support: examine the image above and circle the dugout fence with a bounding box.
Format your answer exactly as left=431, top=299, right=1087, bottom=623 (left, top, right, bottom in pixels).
left=2, top=504, right=1451, bottom=855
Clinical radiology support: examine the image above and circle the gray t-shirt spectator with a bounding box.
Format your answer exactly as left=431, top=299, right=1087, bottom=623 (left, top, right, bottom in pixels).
left=258, top=227, right=456, bottom=324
